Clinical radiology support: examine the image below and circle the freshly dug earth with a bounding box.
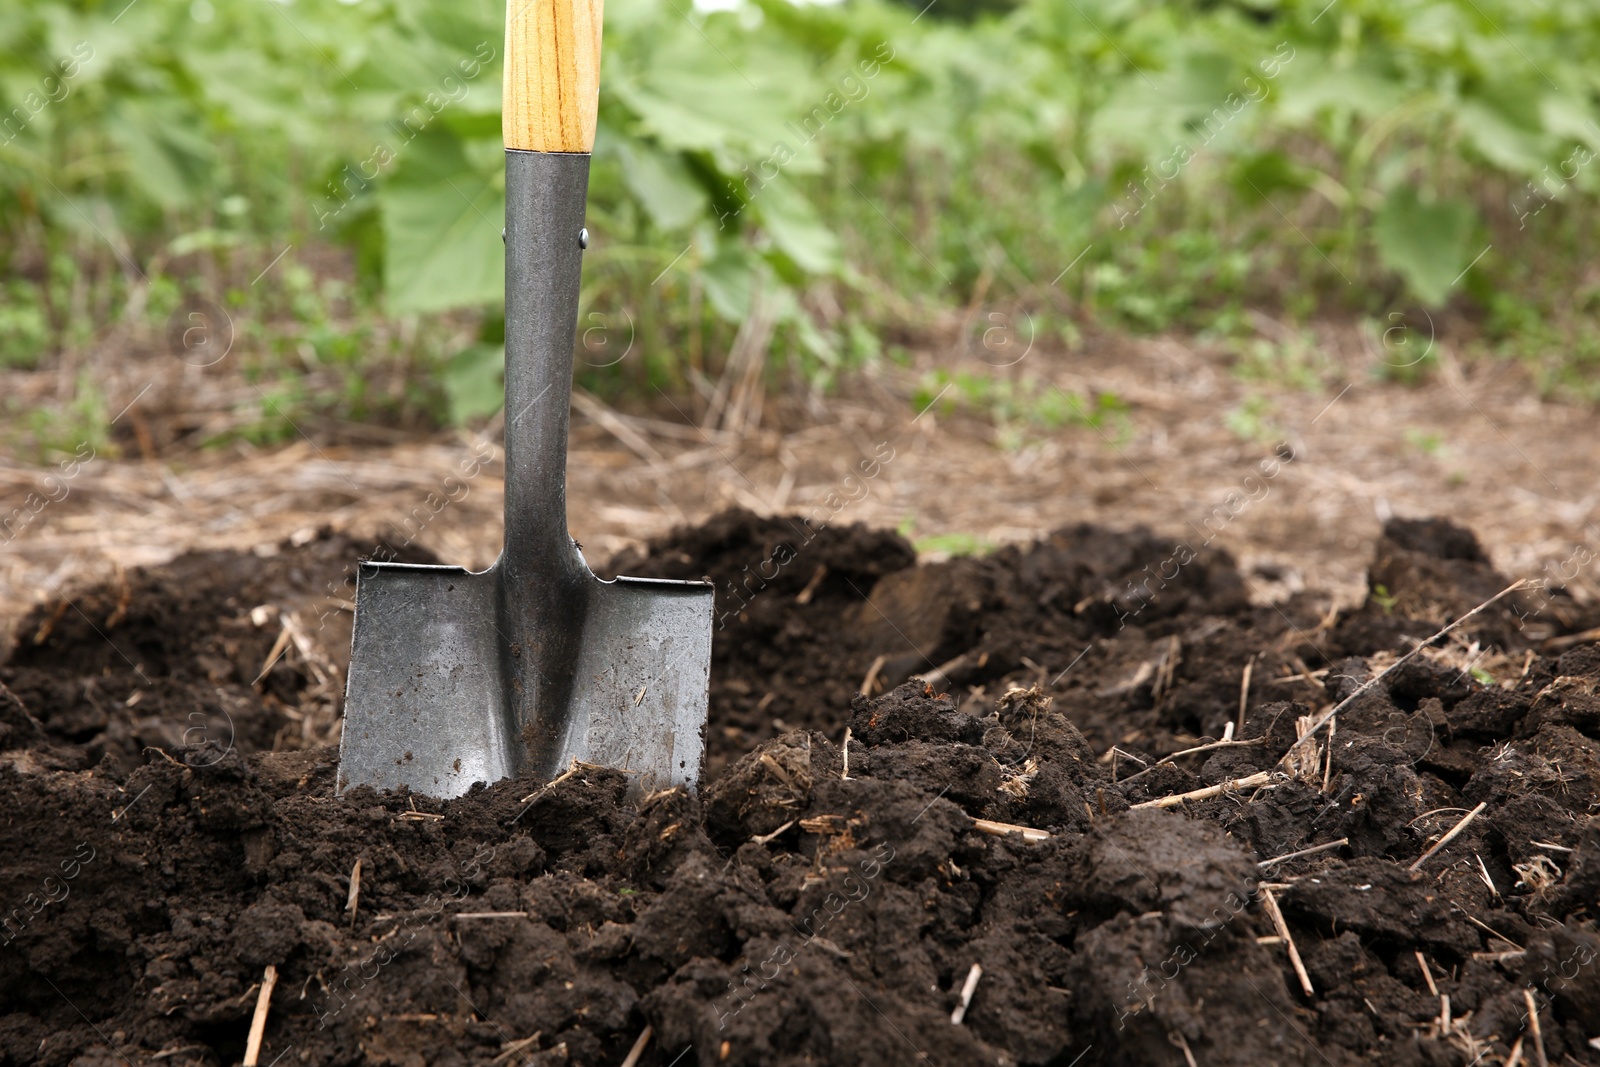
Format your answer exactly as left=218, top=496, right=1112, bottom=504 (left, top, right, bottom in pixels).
left=4, top=512, right=1600, bottom=1066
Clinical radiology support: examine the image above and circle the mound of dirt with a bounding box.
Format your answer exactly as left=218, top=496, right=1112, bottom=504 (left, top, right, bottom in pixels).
left=3, top=513, right=1600, bottom=1066
left=612, top=510, right=1271, bottom=776
left=2, top=531, right=435, bottom=777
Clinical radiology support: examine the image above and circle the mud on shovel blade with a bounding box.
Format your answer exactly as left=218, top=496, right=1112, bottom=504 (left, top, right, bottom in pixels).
left=336, top=10, right=713, bottom=798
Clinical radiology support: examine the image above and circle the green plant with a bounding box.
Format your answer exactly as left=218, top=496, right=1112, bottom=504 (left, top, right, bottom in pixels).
left=17, top=369, right=108, bottom=460
left=914, top=367, right=1128, bottom=449
left=5, top=0, right=1600, bottom=434
left=914, top=531, right=996, bottom=557
left=1224, top=394, right=1281, bottom=443
left=1232, top=331, right=1331, bottom=391
left=0, top=280, right=48, bottom=368
left=1403, top=428, right=1445, bottom=456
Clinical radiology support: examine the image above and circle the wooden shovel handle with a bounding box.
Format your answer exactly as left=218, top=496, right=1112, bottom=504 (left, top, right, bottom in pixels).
left=504, top=0, right=603, bottom=153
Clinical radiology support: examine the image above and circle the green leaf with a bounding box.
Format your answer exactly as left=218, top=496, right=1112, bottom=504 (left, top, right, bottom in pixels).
left=700, top=245, right=755, bottom=321
left=1373, top=186, right=1479, bottom=307
left=1271, top=65, right=1408, bottom=127
left=615, top=140, right=704, bottom=231
left=381, top=177, right=503, bottom=312
left=755, top=177, right=839, bottom=275
left=1232, top=151, right=1307, bottom=203
left=379, top=134, right=504, bottom=313
left=111, top=100, right=216, bottom=209
left=1457, top=99, right=1549, bottom=176
left=442, top=342, right=504, bottom=424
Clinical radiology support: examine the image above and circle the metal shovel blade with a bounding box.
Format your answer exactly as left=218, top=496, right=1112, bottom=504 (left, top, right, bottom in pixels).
left=336, top=149, right=713, bottom=799
left=337, top=561, right=711, bottom=797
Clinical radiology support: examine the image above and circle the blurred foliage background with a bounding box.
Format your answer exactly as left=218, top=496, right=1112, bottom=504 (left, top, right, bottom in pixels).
left=2, top=0, right=1599, bottom=447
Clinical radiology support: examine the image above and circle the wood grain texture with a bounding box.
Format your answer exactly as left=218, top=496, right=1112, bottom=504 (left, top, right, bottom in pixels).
left=503, top=0, right=603, bottom=153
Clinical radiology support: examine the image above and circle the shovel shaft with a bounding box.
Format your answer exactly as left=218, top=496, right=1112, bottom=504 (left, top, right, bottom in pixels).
left=500, top=149, right=593, bottom=777
left=502, top=149, right=590, bottom=586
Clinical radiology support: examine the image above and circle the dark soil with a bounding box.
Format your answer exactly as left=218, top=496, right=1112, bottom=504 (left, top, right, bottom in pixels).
left=4, top=512, right=1600, bottom=1066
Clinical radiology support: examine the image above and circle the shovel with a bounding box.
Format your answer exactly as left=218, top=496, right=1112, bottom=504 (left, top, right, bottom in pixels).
left=337, top=0, right=713, bottom=799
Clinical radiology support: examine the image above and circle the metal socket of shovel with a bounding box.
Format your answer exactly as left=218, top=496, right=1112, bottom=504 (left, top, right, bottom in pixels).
left=337, top=0, right=713, bottom=799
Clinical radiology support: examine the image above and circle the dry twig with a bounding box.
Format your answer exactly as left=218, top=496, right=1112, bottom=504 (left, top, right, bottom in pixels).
left=243, top=964, right=278, bottom=1067
left=950, top=963, right=983, bottom=1025
left=519, top=758, right=585, bottom=804
left=1107, top=746, right=1148, bottom=783
left=252, top=617, right=294, bottom=686
left=1258, top=838, right=1348, bottom=869
left=619, top=1025, right=653, bottom=1067
left=1115, top=737, right=1266, bottom=786
left=1285, top=713, right=1324, bottom=784
left=1523, top=989, right=1548, bottom=1067
left=1529, top=840, right=1572, bottom=853
left=1131, top=770, right=1276, bottom=810
left=971, top=817, right=1051, bottom=842
left=489, top=1033, right=541, bottom=1064
left=345, top=858, right=362, bottom=929
left=1541, top=625, right=1600, bottom=652
left=1237, top=655, right=1254, bottom=734
left=923, top=652, right=974, bottom=690
left=1322, top=714, right=1336, bottom=793
left=1153, top=635, right=1181, bottom=701
left=1410, top=802, right=1488, bottom=872
left=751, top=820, right=795, bottom=846
left=1477, top=854, right=1500, bottom=898
left=1461, top=911, right=1523, bottom=951
left=859, top=654, right=887, bottom=697
left=1416, top=951, right=1439, bottom=997
left=1261, top=889, right=1314, bottom=997
left=796, top=564, right=827, bottom=605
